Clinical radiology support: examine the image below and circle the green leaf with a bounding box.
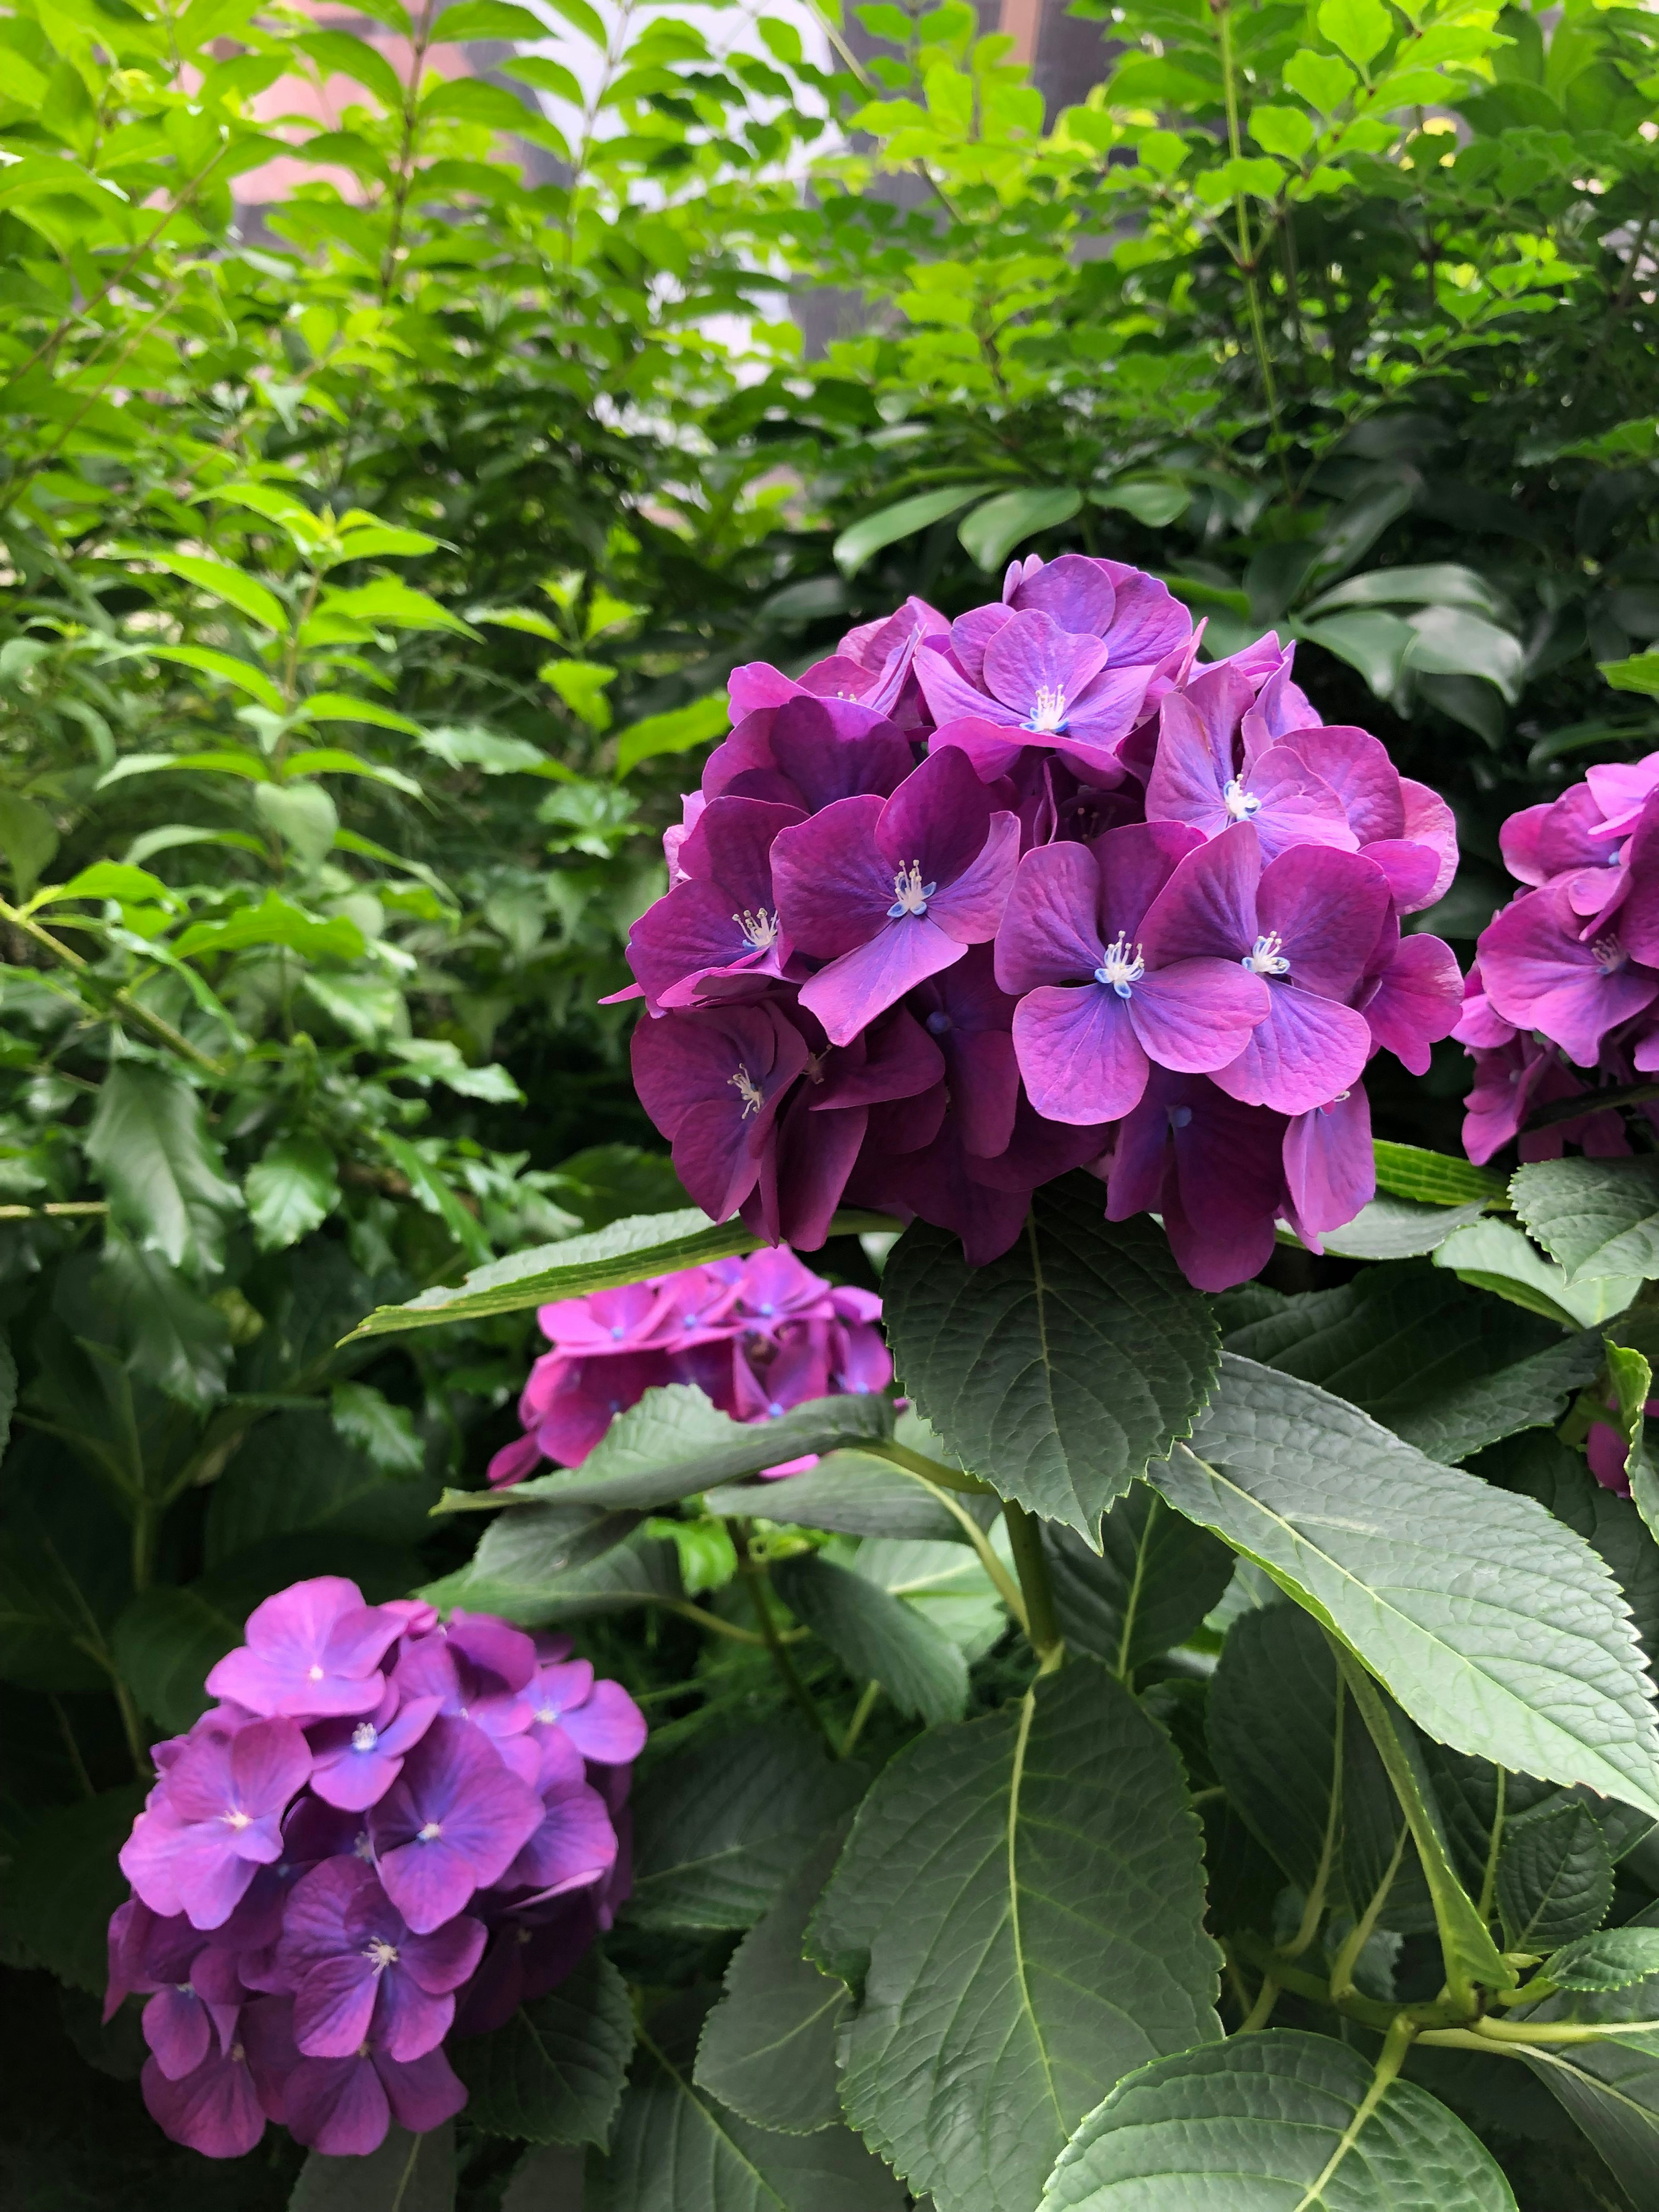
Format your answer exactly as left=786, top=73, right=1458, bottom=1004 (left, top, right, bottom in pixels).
left=2, top=1787, right=148, bottom=1993
left=1313, top=1195, right=1493, bottom=1260
left=1545, top=1927, right=1659, bottom=1991
left=172, top=888, right=363, bottom=964
left=832, top=483, right=1000, bottom=576
left=344, top=1205, right=898, bottom=1338
left=771, top=1551, right=969, bottom=1723
left=435, top=1386, right=893, bottom=1517
left=330, top=1380, right=423, bottom=1477
left=693, top=1826, right=852, bottom=2135
left=451, top=1951, right=634, bottom=2144
left=296, top=691, right=423, bottom=736
left=1249, top=103, right=1316, bottom=158
left=111, top=1583, right=241, bottom=1733
left=1154, top=1356, right=1659, bottom=1818
left=1372, top=1141, right=1508, bottom=1208
left=86, top=1064, right=241, bottom=1278
left=386, top=1038, right=523, bottom=1103
left=1041, top=2031, right=1515, bottom=2212
left=630, top=1724, right=870, bottom=1932
left=314, top=578, right=477, bottom=637
left=706, top=1454, right=984, bottom=1542
left=1045, top=1484, right=1233, bottom=1676
left=1306, top=565, right=1509, bottom=622
left=1511, top=1156, right=1659, bottom=1284
left=144, top=647, right=283, bottom=712
left=1497, top=1800, right=1613, bottom=1951
left=0, top=790, right=59, bottom=896
left=146, top=552, right=288, bottom=633
left=205, top=1412, right=438, bottom=1566
left=93, top=1235, right=234, bottom=1411
left=615, top=692, right=731, bottom=776
left=1522, top=2039, right=1659, bottom=2205
left=1283, top=45, right=1357, bottom=105
left=1491, top=1429, right=1659, bottom=1665
left=1435, top=1219, right=1635, bottom=1331
left=957, top=486, right=1083, bottom=570
left=421, top=1530, right=683, bottom=1627
left=1608, top=1338, right=1655, bottom=1504
left=809, top=1659, right=1220, bottom=2212
left=1220, top=1263, right=1599, bottom=1465
left=1603, top=653, right=1659, bottom=699
left=599, top=2004, right=905, bottom=2211
left=882, top=1179, right=1220, bottom=1538
left=245, top=1133, right=339, bottom=1252
left=1093, top=476, right=1192, bottom=527
left=289, top=2123, right=455, bottom=2212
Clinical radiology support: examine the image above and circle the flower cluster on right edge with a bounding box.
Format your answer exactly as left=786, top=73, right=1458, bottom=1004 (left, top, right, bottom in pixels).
left=618, top=555, right=1464, bottom=1291
left=1460, top=753, right=1659, bottom=1163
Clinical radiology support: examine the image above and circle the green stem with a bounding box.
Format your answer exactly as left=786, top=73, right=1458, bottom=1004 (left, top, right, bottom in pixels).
left=1236, top=1973, right=1281, bottom=2034
left=1525, top=1077, right=1659, bottom=1133
left=112, top=1675, right=152, bottom=1781
left=1328, top=1822, right=1409, bottom=2007
left=1477, top=1766, right=1505, bottom=1927
left=890, top=1462, right=1028, bottom=1630
left=1284, top=1680, right=1344, bottom=1960
left=50, top=1696, right=96, bottom=1799
left=1291, top=2016, right=1414, bottom=2212
left=1002, top=1501, right=1063, bottom=1669
left=0, top=899, right=227, bottom=1077
left=867, top=1439, right=995, bottom=1493
left=842, top=1680, right=882, bottom=1757
left=726, top=1519, right=835, bottom=1747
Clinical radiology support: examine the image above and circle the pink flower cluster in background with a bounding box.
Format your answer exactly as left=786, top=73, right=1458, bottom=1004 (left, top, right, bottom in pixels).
left=106, top=1578, right=643, bottom=2159
left=620, top=556, right=1463, bottom=1291
left=486, top=1245, right=890, bottom=1487
left=1459, top=753, right=1659, bottom=1166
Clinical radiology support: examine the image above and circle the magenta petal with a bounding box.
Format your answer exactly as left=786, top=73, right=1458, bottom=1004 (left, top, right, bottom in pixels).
left=1012, top=985, right=1149, bottom=1125
left=556, top=1680, right=648, bottom=1766
left=769, top=796, right=894, bottom=959
left=915, top=643, right=1018, bottom=728
left=994, top=843, right=1106, bottom=993
left=1128, top=960, right=1270, bottom=1074
left=375, top=1978, right=455, bottom=2065
left=286, top=2052, right=391, bottom=2156
left=293, top=1955, right=379, bottom=2059
left=1284, top=1086, right=1374, bottom=1242
left=400, top=1915, right=487, bottom=1998
left=504, top=1780, right=620, bottom=1901
left=915, top=811, right=1019, bottom=945
left=1481, top=886, right=1659, bottom=1067
left=143, top=1987, right=213, bottom=2081
left=1211, top=989, right=1374, bottom=1115
left=377, top=2044, right=469, bottom=2135
left=1140, top=823, right=1262, bottom=965
left=1256, top=846, right=1392, bottom=995
left=875, top=744, right=998, bottom=890
left=981, top=610, right=1110, bottom=723
left=143, top=2045, right=267, bottom=2159
left=1363, top=933, right=1463, bottom=1074
left=1247, top=748, right=1360, bottom=861
left=1279, top=726, right=1404, bottom=843
left=799, top=919, right=966, bottom=1047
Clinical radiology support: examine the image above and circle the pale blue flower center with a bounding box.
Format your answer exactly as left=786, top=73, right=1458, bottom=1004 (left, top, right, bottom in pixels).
left=1223, top=779, right=1261, bottom=821
left=1094, top=932, right=1145, bottom=999
left=888, top=861, right=936, bottom=919
left=1169, top=1105, right=1193, bottom=1131
left=1242, top=931, right=1290, bottom=977
left=1024, top=681, right=1070, bottom=734
left=351, top=1722, right=378, bottom=1752
left=734, top=906, right=779, bottom=953
left=925, top=1009, right=953, bottom=1036
left=768, top=1399, right=785, bottom=1418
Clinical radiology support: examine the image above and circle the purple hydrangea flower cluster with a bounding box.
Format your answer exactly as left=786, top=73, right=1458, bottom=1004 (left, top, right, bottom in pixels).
left=486, top=1245, right=890, bottom=1487
left=621, top=557, right=1463, bottom=1289
left=106, top=1577, right=644, bottom=2160
left=1458, top=753, right=1659, bottom=1166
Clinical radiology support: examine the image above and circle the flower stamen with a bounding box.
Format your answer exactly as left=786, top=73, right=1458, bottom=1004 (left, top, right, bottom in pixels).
left=1223, top=778, right=1262, bottom=822
left=734, top=907, right=779, bottom=953
left=1242, top=931, right=1290, bottom=977
left=728, top=1065, right=766, bottom=1117
left=1094, top=932, right=1146, bottom=999
left=887, top=861, right=936, bottom=920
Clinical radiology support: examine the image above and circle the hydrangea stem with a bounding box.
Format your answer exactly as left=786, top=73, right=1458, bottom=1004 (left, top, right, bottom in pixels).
left=725, top=1517, right=834, bottom=1748
left=1002, top=1502, right=1064, bottom=1670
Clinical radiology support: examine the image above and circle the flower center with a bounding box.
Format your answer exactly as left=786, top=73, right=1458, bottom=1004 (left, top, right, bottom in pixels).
left=1168, top=1105, right=1193, bottom=1131
left=221, top=1809, right=251, bottom=1830
left=925, top=1009, right=953, bottom=1036
left=1222, top=778, right=1261, bottom=822
left=536, top=1704, right=559, bottom=1725
left=728, top=1064, right=766, bottom=1117
left=229, top=2044, right=246, bottom=2065
left=365, top=1937, right=399, bottom=1973
left=308, top=1665, right=325, bottom=1681
left=417, top=1821, right=442, bottom=1843
left=1093, top=932, right=1145, bottom=999
left=887, top=861, right=936, bottom=920
left=734, top=906, right=779, bottom=953
left=1593, top=932, right=1628, bottom=974
left=353, top=1830, right=374, bottom=1861
left=1242, top=931, right=1290, bottom=977
left=351, top=1722, right=378, bottom=1752
left=1024, top=682, right=1069, bottom=734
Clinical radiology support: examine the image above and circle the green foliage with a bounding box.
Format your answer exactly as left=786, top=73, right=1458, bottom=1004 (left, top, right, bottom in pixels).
left=451, top=1954, right=635, bottom=2146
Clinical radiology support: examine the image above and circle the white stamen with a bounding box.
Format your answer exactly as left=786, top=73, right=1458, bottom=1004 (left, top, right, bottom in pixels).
left=728, top=1064, right=766, bottom=1117
left=417, top=1820, right=442, bottom=1842
left=353, top=1830, right=375, bottom=1861
left=1093, top=931, right=1145, bottom=999
left=1593, top=932, right=1628, bottom=974
left=351, top=1723, right=378, bottom=1753
left=734, top=907, right=780, bottom=953
left=222, top=1809, right=251, bottom=1830
left=1222, top=778, right=1262, bottom=822
left=365, top=1937, right=399, bottom=1973
left=1242, top=931, right=1290, bottom=977
left=308, top=1665, right=325, bottom=1681
left=887, top=861, right=936, bottom=919
left=1023, top=682, right=1070, bottom=734
left=536, top=1705, right=559, bottom=1725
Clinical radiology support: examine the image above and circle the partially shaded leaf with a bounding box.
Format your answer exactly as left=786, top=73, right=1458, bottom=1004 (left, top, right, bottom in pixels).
left=772, top=1552, right=968, bottom=1723
left=1512, top=1156, right=1659, bottom=1284
left=86, top=1065, right=241, bottom=1277
left=452, top=1951, right=634, bottom=2145
left=1497, top=1800, right=1613, bottom=1950
left=1045, top=1485, right=1233, bottom=1675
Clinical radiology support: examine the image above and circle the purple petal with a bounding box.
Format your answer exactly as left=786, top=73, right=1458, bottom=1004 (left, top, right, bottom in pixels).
left=1059, top=664, right=1156, bottom=757
left=376, top=2044, right=469, bottom=2136
left=1128, top=960, right=1270, bottom=1074
left=915, top=644, right=1017, bottom=728
left=950, top=1027, right=1021, bottom=1157
left=1480, top=886, right=1659, bottom=1067
left=1361, top=838, right=1442, bottom=911
left=1095, top=564, right=1192, bottom=664
left=1139, top=823, right=1262, bottom=965
left=554, top=1681, right=647, bottom=1767
left=627, top=881, right=776, bottom=1011
left=925, top=812, right=1019, bottom=944
left=1256, top=846, right=1392, bottom=995
left=1284, top=1087, right=1374, bottom=1243
left=770, top=795, right=894, bottom=958
left=769, top=696, right=917, bottom=810
left=1004, top=552, right=1116, bottom=635
left=374, top=1974, right=457, bottom=2065
left=679, top=795, right=803, bottom=900
left=143, top=1986, right=213, bottom=2081
left=370, top=1718, right=544, bottom=1932
left=1398, top=779, right=1458, bottom=910
left=1210, top=988, right=1374, bottom=1115
left=993, top=843, right=1106, bottom=994
left=142, top=2043, right=267, bottom=2158
left=1094, top=820, right=1208, bottom=947
left=1274, top=726, right=1404, bottom=842
left=874, top=744, right=999, bottom=892
left=1246, top=747, right=1360, bottom=861
left=285, top=2052, right=391, bottom=2156
left=1362, top=934, right=1463, bottom=1074
left=293, top=1954, right=379, bottom=2059
left=1143, top=689, right=1238, bottom=837
left=981, top=611, right=1110, bottom=726
left=400, top=1914, right=488, bottom=1998
left=1012, top=985, right=1149, bottom=1124
left=799, top=918, right=966, bottom=1046
left=502, top=1778, right=618, bottom=1900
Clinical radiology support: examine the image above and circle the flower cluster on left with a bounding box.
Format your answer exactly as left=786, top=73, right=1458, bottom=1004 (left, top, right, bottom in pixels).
left=104, top=1577, right=644, bottom=2160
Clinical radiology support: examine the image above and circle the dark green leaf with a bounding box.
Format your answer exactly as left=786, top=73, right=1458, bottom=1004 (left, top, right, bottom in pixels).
left=1497, top=1801, right=1613, bottom=1951
left=0, top=1465, right=129, bottom=1694
left=706, top=1454, right=987, bottom=1542
left=882, top=1179, right=1219, bottom=1538
left=1523, top=2040, right=1659, bottom=2210
left=1512, top=1156, right=1659, bottom=1284
left=771, top=1552, right=968, bottom=1723
left=451, top=1951, right=634, bottom=2145
left=435, top=1386, right=893, bottom=1518
left=808, top=1658, right=1220, bottom=2212
left=2, top=1787, right=147, bottom=1993
left=424, top=1503, right=642, bottom=1620
left=288, top=2122, right=455, bottom=2211
left=1484, top=1428, right=1659, bottom=1664
left=1545, top=1928, right=1659, bottom=1991
left=345, top=1207, right=896, bottom=1338
left=330, top=1379, right=424, bottom=1477
left=832, top=483, right=1000, bottom=575
left=92, top=1235, right=233, bottom=1411
left=597, top=2007, right=904, bottom=2210
left=1046, top=1484, right=1233, bottom=1675
left=421, top=1532, right=684, bottom=1627
left=1222, top=1263, right=1598, bottom=1463
left=1042, top=2031, right=1515, bottom=2211
left=85, top=1064, right=241, bottom=1278
left=629, top=1724, right=869, bottom=1931
left=111, top=1583, right=242, bottom=1734
left=206, top=1411, right=439, bottom=1564
left=694, top=1826, right=852, bottom=2134
left=958, top=486, right=1082, bottom=570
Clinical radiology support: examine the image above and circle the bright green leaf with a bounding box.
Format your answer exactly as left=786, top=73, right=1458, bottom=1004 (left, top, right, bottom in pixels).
left=833, top=483, right=1000, bottom=576
left=245, top=1133, right=338, bottom=1252
left=957, top=486, right=1082, bottom=570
